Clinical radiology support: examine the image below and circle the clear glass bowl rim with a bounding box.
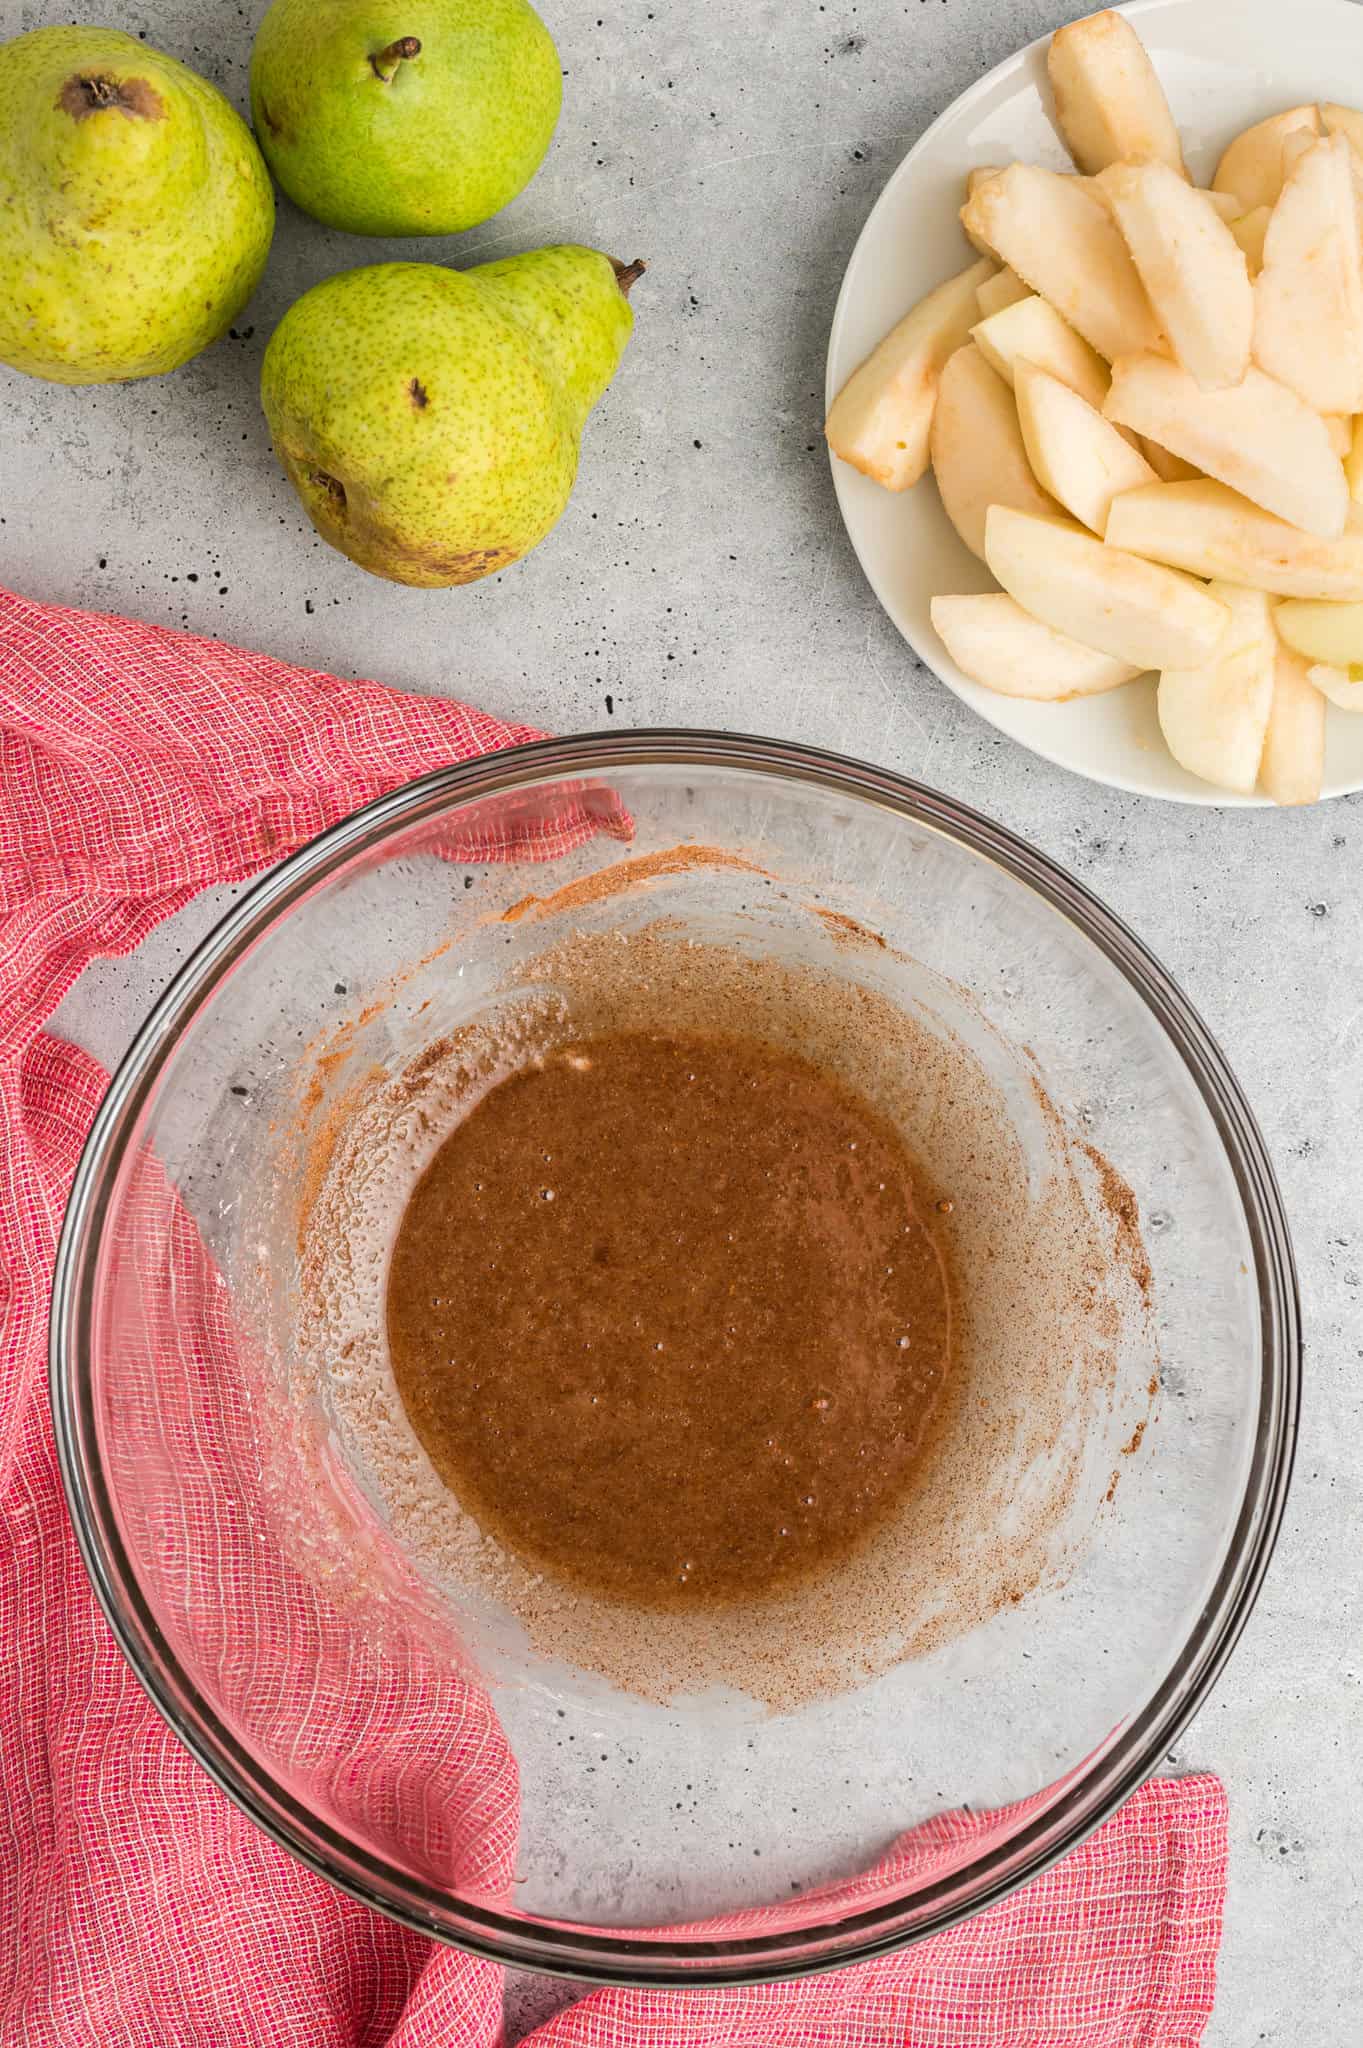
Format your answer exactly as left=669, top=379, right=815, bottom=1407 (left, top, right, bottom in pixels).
left=49, top=729, right=1299, bottom=1985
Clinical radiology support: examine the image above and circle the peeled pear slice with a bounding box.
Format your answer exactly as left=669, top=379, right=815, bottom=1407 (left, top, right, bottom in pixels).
left=976, top=267, right=1031, bottom=318
left=1347, top=417, right=1363, bottom=503
left=1097, top=160, right=1252, bottom=390
left=1279, top=129, right=1319, bottom=183
left=961, top=164, right=1165, bottom=363
left=972, top=294, right=1110, bottom=411
left=930, top=592, right=1140, bottom=699
left=1320, top=102, right=1363, bottom=162
left=825, top=257, right=994, bottom=490
left=1305, top=662, right=1363, bottom=711
left=1212, top=105, right=1322, bottom=214
left=984, top=506, right=1227, bottom=670
left=1158, top=584, right=1276, bottom=794
left=963, top=167, right=1007, bottom=254
left=1104, top=353, right=1348, bottom=538
left=1085, top=179, right=1238, bottom=224
left=1228, top=205, right=1271, bottom=275
left=1274, top=597, right=1363, bottom=667
left=929, top=345, right=1058, bottom=558
left=1140, top=436, right=1201, bottom=483
left=1014, top=359, right=1156, bottom=534
left=1260, top=644, right=1326, bottom=804
left=1047, top=10, right=1187, bottom=177
left=1254, top=135, right=1363, bottom=415
left=1106, top=481, right=1363, bottom=600
left=1324, top=415, right=1354, bottom=458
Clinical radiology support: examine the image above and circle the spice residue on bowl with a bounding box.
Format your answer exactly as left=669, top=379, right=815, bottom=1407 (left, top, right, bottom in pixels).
left=292, top=891, right=1153, bottom=1712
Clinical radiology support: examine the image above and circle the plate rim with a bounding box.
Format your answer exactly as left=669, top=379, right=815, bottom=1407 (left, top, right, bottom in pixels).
left=823, top=0, right=1363, bottom=807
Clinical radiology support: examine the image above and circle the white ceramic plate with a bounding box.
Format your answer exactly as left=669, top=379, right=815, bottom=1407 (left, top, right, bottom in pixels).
left=825, top=0, right=1363, bottom=805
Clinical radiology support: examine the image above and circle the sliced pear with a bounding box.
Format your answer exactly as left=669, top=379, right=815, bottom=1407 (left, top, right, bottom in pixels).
left=961, top=167, right=1002, bottom=262
left=1047, top=10, right=1187, bottom=177
left=963, top=168, right=1006, bottom=256
left=972, top=294, right=1111, bottom=411
left=1274, top=597, right=1363, bottom=667
left=929, top=345, right=1058, bottom=558
left=1014, top=358, right=1156, bottom=534
left=1320, top=102, right=1363, bottom=162
left=1106, top=480, right=1363, bottom=599
left=1324, top=414, right=1354, bottom=458
left=1158, top=585, right=1276, bottom=795
left=1104, top=353, right=1347, bottom=538
left=1279, top=129, right=1318, bottom=182
left=1260, top=644, right=1325, bottom=804
left=1228, top=205, right=1271, bottom=275
left=1088, top=181, right=1235, bottom=222
left=974, top=299, right=1144, bottom=457
left=1347, top=417, right=1363, bottom=503
left=825, top=257, right=994, bottom=490
left=1140, top=436, right=1201, bottom=484
left=930, top=592, right=1141, bottom=699
left=976, top=266, right=1031, bottom=318
left=984, top=506, right=1227, bottom=670
left=961, top=164, right=1165, bottom=363
left=1212, top=105, right=1322, bottom=214
left=1254, top=135, right=1363, bottom=415
left=1097, top=160, right=1252, bottom=390
left=1305, top=661, right=1363, bottom=710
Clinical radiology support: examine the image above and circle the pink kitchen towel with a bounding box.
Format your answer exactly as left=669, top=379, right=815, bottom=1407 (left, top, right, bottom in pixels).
left=0, top=582, right=1228, bottom=2047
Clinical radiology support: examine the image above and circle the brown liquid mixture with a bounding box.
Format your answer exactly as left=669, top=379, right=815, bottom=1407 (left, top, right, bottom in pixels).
left=386, top=1028, right=953, bottom=1612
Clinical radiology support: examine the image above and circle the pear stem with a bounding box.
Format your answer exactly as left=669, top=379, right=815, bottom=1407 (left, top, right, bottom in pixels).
left=610, top=257, right=648, bottom=298
left=60, top=73, right=164, bottom=120
left=370, top=36, right=422, bottom=82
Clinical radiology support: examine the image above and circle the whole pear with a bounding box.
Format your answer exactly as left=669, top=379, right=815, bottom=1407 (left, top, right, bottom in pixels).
left=0, top=26, right=273, bottom=385
left=261, top=248, right=641, bottom=586
left=250, top=0, right=561, bottom=237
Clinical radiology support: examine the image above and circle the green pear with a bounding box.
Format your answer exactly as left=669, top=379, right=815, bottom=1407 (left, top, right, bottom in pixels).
left=250, top=0, right=561, bottom=237
left=0, top=27, right=273, bottom=385
left=261, top=247, right=641, bottom=587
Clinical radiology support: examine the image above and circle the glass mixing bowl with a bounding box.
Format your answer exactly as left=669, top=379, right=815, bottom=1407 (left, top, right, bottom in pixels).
left=51, top=733, right=1297, bottom=1983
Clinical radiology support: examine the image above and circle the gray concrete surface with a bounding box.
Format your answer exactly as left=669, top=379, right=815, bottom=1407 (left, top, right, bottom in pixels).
left=6, top=0, right=1361, bottom=2035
